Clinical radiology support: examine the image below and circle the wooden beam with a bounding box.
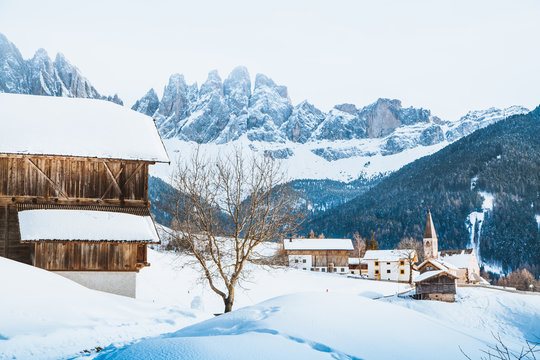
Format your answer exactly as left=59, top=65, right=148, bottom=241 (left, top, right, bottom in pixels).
left=101, top=161, right=123, bottom=199
left=25, top=157, right=69, bottom=200
left=0, top=153, right=156, bottom=165
left=0, top=195, right=150, bottom=207
left=124, top=163, right=144, bottom=188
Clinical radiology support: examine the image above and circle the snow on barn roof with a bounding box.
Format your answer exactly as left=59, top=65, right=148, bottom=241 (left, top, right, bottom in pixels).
left=414, top=270, right=458, bottom=282
left=439, top=249, right=474, bottom=269
left=283, top=238, right=353, bottom=251
left=363, top=249, right=415, bottom=262
left=18, top=209, right=160, bottom=243
left=417, top=258, right=458, bottom=271
left=0, top=93, right=169, bottom=162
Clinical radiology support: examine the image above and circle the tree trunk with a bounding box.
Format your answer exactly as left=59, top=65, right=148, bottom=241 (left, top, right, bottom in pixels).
left=223, top=288, right=235, bottom=313
left=409, top=263, right=413, bottom=284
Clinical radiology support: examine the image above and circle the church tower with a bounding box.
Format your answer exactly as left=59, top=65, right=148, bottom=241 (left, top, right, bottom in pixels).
left=423, top=210, right=438, bottom=259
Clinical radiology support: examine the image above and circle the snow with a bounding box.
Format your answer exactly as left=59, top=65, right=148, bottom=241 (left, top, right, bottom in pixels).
left=18, top=210, right=160, bottom=243
left=95, top=292, right=493, bottom=360
left=363, top=249, right=414, bottom=261
left=535, top=215, right=540, bottom=230
left=0, top=93, right=169, bottom=162
left=348, top=257, right=360, bottom=265
left=283, top=238, right=353, bottom=251
left=440, top=251, right=474, bottom=269
left=414, top=270, right=445, bottom=282
left=151, top=137, right=449, bottom=184
left=0, top=256, right=201, bottom=360
left=3, top=247, right=540, bottom=360
left=466, top=187, right=495, bottom=264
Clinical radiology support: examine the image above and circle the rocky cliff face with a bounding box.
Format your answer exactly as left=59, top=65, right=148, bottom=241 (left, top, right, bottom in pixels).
left=134, top=66, right=528, bottom=160
left=0, top=33, right=122, bottom=104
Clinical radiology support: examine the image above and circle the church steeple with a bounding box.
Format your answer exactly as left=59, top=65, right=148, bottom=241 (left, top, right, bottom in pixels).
left=423, top=210, right=438, bottom=259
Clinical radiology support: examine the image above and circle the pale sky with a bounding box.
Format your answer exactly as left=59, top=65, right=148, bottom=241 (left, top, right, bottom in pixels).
left=1, top=0, right=539, bottom=120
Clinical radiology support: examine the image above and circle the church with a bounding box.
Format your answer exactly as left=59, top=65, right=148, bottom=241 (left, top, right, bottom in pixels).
left=420, top=210, right=484, bottom=284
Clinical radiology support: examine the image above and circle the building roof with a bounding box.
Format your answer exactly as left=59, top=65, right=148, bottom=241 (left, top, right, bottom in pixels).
left=0, top=93, right=169, bottom=163
left=417, top=258, right=458, bottom=272
left=283, top=238, right=353, bottom=251
left=18, top=209, right=160, bottom=243
left=363, top=249, right=416, bottom=262
left=439, top=249, right=475, bottom=269
left=424, top=210, right=437, bottom=239
left=414, top=270, right=458, bottom=283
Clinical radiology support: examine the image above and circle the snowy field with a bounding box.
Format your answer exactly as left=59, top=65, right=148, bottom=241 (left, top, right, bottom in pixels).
left=1, top=248, right=539, bottom=360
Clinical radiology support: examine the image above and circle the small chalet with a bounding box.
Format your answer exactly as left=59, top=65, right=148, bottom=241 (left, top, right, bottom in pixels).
left=414, top=263, right=459, bottom=302
left=422, top=210, right=484, bottom=284
left=0, top=93, right=169, bottom=297
left=362, top=249, right=417, bottom=282
left=283, top=238, right=353, bottom=274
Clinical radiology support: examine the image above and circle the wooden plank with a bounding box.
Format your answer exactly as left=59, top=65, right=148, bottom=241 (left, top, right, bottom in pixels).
left=101, top=161, right=123, bottom=199
left=25, top=157, right=70, bottom=200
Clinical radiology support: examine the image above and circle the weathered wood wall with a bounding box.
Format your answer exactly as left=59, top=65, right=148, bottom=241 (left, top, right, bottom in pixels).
left=0, top=155, right=150, bottom=205
left=33, top=242, right=148, bottom=271
left=416, top=275, right=457, bottom=295
left=0, top=154, right=153, bottom=266
left=285, top=250, right=350, bottom=267
left=0, top=204, right=33, bottom=264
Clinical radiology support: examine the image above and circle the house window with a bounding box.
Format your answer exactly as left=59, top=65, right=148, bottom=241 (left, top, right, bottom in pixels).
left=341, top=268, right=345, bottom=272
left=400, top=269, right=405, bottom=275
left=387, top=262, right=390, bottom=265
left=375, top=270, right=379, bottom=274
left=387, top=269, right=391, bottom=274
left=322, top=268, right=326, bottom=272
left=302, top=259, right=306, bottom=263
left=400, top=260, right=405, bottom=266
left=311, top=268, right=315, bottom=271
left=303, top=268, right=307, bottom=270
left=294, top=259, right=299, bottom=263
left=374, top=261, right=379, bottom=266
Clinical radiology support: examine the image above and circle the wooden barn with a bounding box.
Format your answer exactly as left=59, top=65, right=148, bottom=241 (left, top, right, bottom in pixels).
left=283, top=238, right=354, bottom=274
left=0, top=93, right=169, bottom=297
left=414, top=268, right=458, bottom=302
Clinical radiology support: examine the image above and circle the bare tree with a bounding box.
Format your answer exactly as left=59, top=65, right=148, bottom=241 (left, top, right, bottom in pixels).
left=352, top=231, right=367, bottom=258
left=460, top=333, right=539, bottom=360
left=164, top=147, right=304, bottom=313
left=396, top=237, right=421, bottom=284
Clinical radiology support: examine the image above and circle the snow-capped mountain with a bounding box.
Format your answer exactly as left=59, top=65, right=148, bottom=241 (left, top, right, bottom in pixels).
left=138, top=67, right=528, bottom=182
left=0, top=33, right=122, bottom=104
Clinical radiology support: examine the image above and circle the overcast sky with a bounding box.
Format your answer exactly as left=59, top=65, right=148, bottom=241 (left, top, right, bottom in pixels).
left=1, top=0, right=539, bottom=119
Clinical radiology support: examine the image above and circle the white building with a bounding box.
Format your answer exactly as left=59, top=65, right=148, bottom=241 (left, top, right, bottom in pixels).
left=362, top=249, right=417, bottom=282
left=283, top=238, right=353, bottom=274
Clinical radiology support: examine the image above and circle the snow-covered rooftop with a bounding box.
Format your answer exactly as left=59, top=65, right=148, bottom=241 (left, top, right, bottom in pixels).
left=283, top=238, right=353, bottom=251
left=0, top=93, right=169, bottom=162
left=414, top=270, right=445, bottom=282
left=363, top=249, right=415, bottom=262
left=19, top=209, right=160, bottom=243
left=439, top=249, right=475, bottom=269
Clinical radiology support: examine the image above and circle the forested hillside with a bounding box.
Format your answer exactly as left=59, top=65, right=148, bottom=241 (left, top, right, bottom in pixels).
left=307, top=107, right=540, bottom=273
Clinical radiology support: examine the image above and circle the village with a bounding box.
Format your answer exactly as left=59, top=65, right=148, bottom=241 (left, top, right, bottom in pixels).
left=0, top=91, right=538, bottom=360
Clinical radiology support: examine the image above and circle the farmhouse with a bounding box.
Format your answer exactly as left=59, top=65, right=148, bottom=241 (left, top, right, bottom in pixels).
left=283, top=238, right=353, bottom=274
left=348, top=257, right=367, bottom=276
left=362, top=249, right=417, bottom=282
left=422, top=210, right=483, bottom=284
left=0, top=93, right=169, bottom=297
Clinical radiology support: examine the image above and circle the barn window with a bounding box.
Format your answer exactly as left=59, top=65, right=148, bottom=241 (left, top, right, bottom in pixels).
left=302, top=259, right=306, bottom=263
left=400, top=260, right=405, bottom=266
left=400, top=269, right=405, bottom=275
left=374, top=261, right=379, bottom=266
left=375, top=270, right=379, bottom=274
left=303, top=268, right=307, bottom=270
left=387, top=269, right=391, bottom=274
left=322, top=268, right=326, bottom=272
left=311, top=268, right=314, bottom=271
left=341, top=268, right=345, bottom=272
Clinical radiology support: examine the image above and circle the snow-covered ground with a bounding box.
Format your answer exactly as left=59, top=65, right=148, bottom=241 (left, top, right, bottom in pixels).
left=1, top=248, right=539, bottom=360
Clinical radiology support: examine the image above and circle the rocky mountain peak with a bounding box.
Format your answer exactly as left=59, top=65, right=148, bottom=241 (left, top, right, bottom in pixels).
left=200, top=70, right=223, bottom=96
left=0, top=33, right=121, bottom=103
left=131, top=88, right=159, bottom=116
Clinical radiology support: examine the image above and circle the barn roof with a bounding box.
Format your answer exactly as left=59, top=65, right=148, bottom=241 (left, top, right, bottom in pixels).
left=18, top=209, right=160, bottom=243
left=283, top=238, right=353, bottom=251
left=0, top=93, right=169, bottom=163
left=414, top=270, right=458, bottom=283
left=363, top=249, right=415, bottom=262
